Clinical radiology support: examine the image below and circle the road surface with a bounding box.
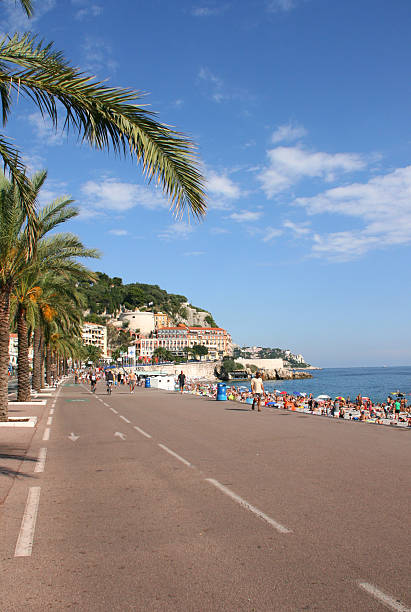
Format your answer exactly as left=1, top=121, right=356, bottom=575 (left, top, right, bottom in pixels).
left=0, top=380, right=410, bottom=611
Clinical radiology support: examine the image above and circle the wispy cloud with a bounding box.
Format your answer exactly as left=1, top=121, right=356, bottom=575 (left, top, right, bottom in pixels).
left=81, top=37, right=118, bottom=75
left=75, top=4, right=103, bottom=20
left=283, top=220, right=311, bottom=235
left=295, top=165, right=411, bottom=260
left=262, top=227, right=283, bottom=242
left=272, top=122, right=307, bottom=144
left=184, top=251, right=205, bottom=256
left=80, top=178, right=167, bottom=212
left=108, top=229, right=129, bottom=236
left=191, top=4, right=230, bottom=17
left=27, top=112, right=65, bottom=146
left=258, top=145, right=366, bottom=197
left=267, top=0, right=297, bottom=12
left=210, top=227, right=230, bottom=235
left=157, top=222, right=194, bottom=240
left=1, top=0, right=55, bottom=35
left=198, top=67, right=252, bottom=103
left=229, top=210, right=262, bottom=222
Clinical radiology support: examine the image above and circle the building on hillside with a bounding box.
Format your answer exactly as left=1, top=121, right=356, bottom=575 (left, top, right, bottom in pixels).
left=154, top=311, right=171, bottom=329
left=82, top=322, right=107, bottom=358
left=115, top=310, right=155, bottom=335
left=133, top=325, right=232, bottom=361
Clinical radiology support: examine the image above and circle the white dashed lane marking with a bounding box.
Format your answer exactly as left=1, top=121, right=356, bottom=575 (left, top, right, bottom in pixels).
left=358, top=582, right=411, bottom=612
left=120, top=415, right=131, bottom=423
left=206, top=478, right=292, bottom=534
left=42, top=427, right=50, bottom=441
left=158, top=443, right=192, bottom=467
left=133, top=426, right=152, bottom=439
left=15, top=487, right=41, bottom=557
left=34, top=448, right=47, bottom=473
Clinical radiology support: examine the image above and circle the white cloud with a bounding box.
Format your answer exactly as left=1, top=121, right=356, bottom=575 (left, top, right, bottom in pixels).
left=184, top=251, right=205, bottom=256
left=262, top=227, right=283, bottom=242
left=81, top=178, right=167, bottom=211
left=191, top=5, right=229, bottom=17
left=157, top=222, right=194, bottom=240
left=210, top=227, right=230, bottom=235
left=283, top=220, right=311, bottom=235
left=108, top=229, right=128, bottom=236
left=27, top=112, right=64, bottom=146
left=258, top=145, right=366, bottom=197
left=75, top=4, right=103, bottom=20
left=272, top=122, right=307, bottom=144
left=81, top=37, right=118, bottom=75
left=294, top=165, right=411, bottom=260
left=229, top=210, right=262, bottom=222
left=198, top=67, right=252, bottom=104
left=207, top=171, right=241, bottom=200
left=1, top=0, right=55, bottom=35
left=267, top=0, right=297, bottom=12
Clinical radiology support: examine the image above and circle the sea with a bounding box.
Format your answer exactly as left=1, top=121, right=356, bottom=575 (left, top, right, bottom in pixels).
left=229, top=366, right=411, bottom=403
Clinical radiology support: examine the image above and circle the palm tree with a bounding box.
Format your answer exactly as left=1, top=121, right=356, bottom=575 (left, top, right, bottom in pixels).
left=0, top=173, right=37, bottom=419
left=10, top=187, right=97, bottom=401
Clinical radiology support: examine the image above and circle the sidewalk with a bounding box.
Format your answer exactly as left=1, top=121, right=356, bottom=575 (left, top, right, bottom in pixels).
left=0, top=397, right=49, bottom=505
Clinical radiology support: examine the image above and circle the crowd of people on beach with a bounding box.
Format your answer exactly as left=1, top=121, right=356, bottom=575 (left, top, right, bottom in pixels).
left=180, top=375, right=411, bottom=428
left=74, top=368, right=411, bottom=428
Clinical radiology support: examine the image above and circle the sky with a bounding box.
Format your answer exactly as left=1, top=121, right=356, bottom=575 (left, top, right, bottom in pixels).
left=2, top=0, right=411, bottom=367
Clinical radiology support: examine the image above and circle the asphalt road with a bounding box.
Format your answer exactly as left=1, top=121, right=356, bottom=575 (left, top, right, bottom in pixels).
left=1, top=380, right=410, bottom=611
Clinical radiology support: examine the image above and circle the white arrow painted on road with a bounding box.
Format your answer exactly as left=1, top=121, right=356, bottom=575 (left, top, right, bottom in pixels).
left=68, top=433, right=80, bottom=442
left=114, top=432, right=126, bottom=441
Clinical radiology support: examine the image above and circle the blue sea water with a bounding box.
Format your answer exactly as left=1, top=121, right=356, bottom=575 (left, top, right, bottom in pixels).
left=230, top=366, right=411, bottom=403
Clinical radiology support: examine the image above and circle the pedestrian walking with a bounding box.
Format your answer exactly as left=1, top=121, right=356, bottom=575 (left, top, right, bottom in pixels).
left=250, top=372, right=265, bottom=411
left=177, top=370, right=186, bottom=393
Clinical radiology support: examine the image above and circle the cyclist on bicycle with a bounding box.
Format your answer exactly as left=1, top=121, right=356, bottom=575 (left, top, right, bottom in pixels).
left=89, top=370, right=97, bottom=393
left=106, top=370, right=114, bottom=394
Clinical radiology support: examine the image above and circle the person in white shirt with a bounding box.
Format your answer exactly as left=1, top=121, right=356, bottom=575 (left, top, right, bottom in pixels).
left=250, top=372, right=265, bottom=412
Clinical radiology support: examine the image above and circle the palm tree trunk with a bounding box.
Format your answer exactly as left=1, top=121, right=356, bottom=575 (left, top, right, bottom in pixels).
left=32, top=327, right=42, bottom=392
left=45, top=343, right=51, bottom=386
left=40, top=334, right=45, bottom=388
left=17, top=305, right=31, bottom=401
left=0, top=285, right=11, bottom=421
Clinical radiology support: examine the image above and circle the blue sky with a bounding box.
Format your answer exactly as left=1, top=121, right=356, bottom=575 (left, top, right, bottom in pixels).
left=3, top=0, right=411, bottom=366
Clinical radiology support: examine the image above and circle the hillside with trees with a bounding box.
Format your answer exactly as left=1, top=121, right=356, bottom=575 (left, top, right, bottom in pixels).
left=79, top=272, right=217, bottom=326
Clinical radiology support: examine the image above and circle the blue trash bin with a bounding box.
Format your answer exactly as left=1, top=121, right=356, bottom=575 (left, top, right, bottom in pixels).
left=145, top=377, right=151, bottom=388
left=216, top=382, right=227, bottom=401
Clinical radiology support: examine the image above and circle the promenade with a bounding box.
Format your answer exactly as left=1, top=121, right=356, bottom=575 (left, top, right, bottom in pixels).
left=0, top=379, right=410, bottom=611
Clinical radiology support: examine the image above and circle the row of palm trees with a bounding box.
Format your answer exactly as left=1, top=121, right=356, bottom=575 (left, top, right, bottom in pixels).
left=0, top=171, right=98, bottom=420
left=0, top=0, right=207, bottom=420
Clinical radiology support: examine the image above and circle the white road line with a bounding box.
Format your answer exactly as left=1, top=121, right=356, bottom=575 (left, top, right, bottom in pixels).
left=49, top=408, right=54, bottom=415
left=15, top=487, right=41, bottom=557
left=120, top=415, right=131, bottom=423
left=133, top=426, right=152, bottom=439
left=42, top=427, right=50, bottom=441
left=205, top=478, right=292, bottom=534
left=110, top=408, right=118, bottom=414
left=46, top=416, right=53, bottom=426
left=158, top=443, right=192, bottom=467
left=34, top=448, right=47, bottom=473
left=358, top=582, right=411, bottom=612
left=103, top=402, right=110, bottom=407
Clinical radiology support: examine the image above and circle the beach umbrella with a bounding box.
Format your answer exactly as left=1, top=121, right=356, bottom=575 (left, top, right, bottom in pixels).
left=316, top=394, right=330, bottom=400
left=335, top=396, right=345, bottom=401
left=280, top=391, right=288, bottom=395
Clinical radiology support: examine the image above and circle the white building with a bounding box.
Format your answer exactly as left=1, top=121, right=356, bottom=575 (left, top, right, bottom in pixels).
left=116, top=310, right=155, bottom=335
left=82, top=322, right=108, bottom=357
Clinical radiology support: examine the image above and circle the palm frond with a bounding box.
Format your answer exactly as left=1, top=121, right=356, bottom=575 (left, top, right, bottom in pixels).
left=0, top=35, right=206, bottom=219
